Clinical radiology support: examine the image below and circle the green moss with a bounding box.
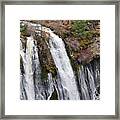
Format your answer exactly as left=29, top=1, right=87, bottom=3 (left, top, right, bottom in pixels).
left=41, top=69, right=48, bottom=81
left=63, top=40, right=79, bottom=73
left=48, top=66, right=57, bottom=77
left=71, top=20, right=100, bottom=39
left=71, top=20, right=88, bottom=37
left=20, top=23, right=31, bottom=37
left=50, top=87, right=58, bottom=100
left=35, top=36, right=57, bottom=81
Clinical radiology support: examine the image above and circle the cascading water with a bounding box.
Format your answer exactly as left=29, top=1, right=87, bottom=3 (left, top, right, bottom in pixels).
left=44, top=28, right=80, bottom=100
left=20, top=36, right=55, bottom=100
left=77, top=60, right=100, bottom=100
left=20, top=37, right=36, bottom=99
left=26, top=22, right=80, bottom=99
left=20, top=21, right=100, bottom=100
left=78, top=65, right=90, bottom=100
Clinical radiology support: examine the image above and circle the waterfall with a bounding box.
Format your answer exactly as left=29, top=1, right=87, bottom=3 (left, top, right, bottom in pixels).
left=86, top=67, right=98, bottom=100
left=78, top=61, right=100, bottom=100
left=42, top=28, right=80, bottom=100
left=20, top=21, right=100, bottom=100
left=20, top=36, right=43, bottom=100
left=20, top=37, right=35, bottom=99
left=20, top=36, right=55, bottom=100
left=78, top=65, right=90, bottom=100
left=47, top=73, right=54, bottom=100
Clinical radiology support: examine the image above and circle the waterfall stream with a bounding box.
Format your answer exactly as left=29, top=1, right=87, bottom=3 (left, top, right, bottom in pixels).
left=20, top=37, right=36, bottom=99
left=43, top=27, right=80, bottom=100
left=78, top=64, right=99, bottom=100
left=20, top=22, right=100, bottom=100
left=20, top=36, right=54, bottom=100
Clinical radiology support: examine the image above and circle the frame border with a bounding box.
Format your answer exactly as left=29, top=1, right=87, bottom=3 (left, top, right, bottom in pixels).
left=0, top=0, right=119, bottom=119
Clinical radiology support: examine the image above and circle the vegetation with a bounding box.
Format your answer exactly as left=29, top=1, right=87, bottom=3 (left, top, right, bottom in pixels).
left=20, top=23, right=31, bottom=37
left=71, top=20, right=100, bottom=39
left=20, top=20, right=100, bottom=100
left=20, top=20, right=100, bottom=80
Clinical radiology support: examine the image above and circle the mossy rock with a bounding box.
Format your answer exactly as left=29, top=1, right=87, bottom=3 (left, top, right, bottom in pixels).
left=20, top=23, right=31, bottom=37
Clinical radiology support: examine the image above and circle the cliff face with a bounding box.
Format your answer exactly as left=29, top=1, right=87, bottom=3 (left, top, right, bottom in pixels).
left=20, top=20, right=100, bottom=100
left=20, top=20, right=100, bottom=74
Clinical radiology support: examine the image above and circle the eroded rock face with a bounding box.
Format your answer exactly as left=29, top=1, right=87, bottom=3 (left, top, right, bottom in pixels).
left=21, top=20, right=100, bottom=64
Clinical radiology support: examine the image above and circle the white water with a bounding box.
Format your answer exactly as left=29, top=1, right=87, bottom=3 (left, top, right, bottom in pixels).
left=20, top=36, right=55, bottom=100
left=28, top=22, right=80, bottom=99
left=41, top=27, right=80, bottom=100
left=78, top=65, right=90, bottom=100
left=20, top=21, right=100, bottom=100
left=20, top=36, right=40, bottom=100
left=86, top=67, right=99, bottom=100
left=78, top=65, right=99, bottom=100
left=47, top=73, right=54, bottom=100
